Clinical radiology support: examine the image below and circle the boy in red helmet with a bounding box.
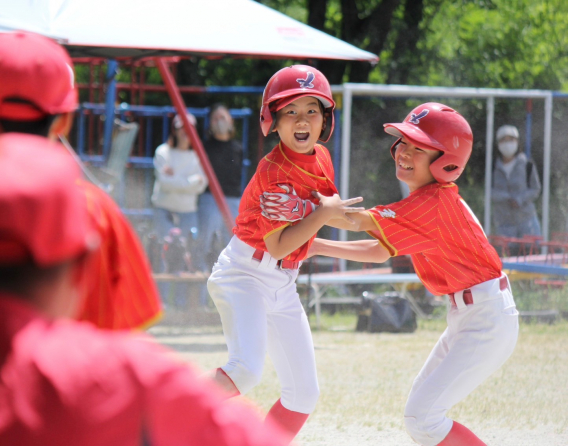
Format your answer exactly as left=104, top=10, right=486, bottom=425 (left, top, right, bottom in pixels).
left=261, top=102, right=519, bottom=445
left=207, top=65, right=363, bottom=443
left=0, top=31, right=161, bottom=330
left=0, top=133, right=289, bottom=446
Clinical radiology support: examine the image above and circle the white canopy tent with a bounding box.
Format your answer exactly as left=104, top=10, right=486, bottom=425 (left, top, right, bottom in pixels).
left=338, top=84, right=554, bottom=253
left=0, top=0, right=378, bottom=230
left=0, top=0, right=378, bottom=61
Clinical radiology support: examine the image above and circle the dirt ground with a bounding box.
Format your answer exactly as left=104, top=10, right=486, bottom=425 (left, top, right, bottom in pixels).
left=149, top=319, right=568, bottom=446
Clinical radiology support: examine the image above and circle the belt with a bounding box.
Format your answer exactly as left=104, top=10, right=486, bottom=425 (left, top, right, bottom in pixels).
left=252, top=248, right=300, bottom=270
left=449, top=276, right=509, bottom=308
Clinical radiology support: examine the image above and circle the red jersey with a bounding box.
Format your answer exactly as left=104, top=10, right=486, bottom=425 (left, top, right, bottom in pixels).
left=0, top=296, right=288, bottom=446
left=77, top=181, right=162, bottom=330
left=235, top=142, right=337, bottom=262
left=366, top=182, right=502, bottom=295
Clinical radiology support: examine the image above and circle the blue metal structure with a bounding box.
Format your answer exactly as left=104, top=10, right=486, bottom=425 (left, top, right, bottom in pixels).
left=74, top=103, right=253, bottom=216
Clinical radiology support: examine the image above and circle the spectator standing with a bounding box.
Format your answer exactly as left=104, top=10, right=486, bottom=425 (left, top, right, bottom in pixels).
left=198, top=104, right=244, bottom=271
left=152, top=112, right=208, bottom=245
left=491, top=125, right=541, bottom=243
left=0, top=132, right=289, bottom=446
left=151, top=113, right=208, bottom=308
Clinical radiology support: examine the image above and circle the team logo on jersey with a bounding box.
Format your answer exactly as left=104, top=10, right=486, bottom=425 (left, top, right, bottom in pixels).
left=409, top=109, right=429, bottom=125
left=297, top=72, right=315, bottom=88
left=378, top=208, right=396, bottom=218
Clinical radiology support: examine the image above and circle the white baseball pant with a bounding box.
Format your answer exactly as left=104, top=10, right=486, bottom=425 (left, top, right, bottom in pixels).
left=208, top=236, right=319, bottom=414
left=404, top=274, right=519, bottom=445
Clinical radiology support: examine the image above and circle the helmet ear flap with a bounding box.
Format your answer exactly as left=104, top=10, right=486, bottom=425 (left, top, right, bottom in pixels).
left=390, top=138, right=402, bottom=159
left=260, top=106, right=277, bottom=136
left=318, top=108, right=334, bottom=143
left=429, top=152, right=467, bottom=183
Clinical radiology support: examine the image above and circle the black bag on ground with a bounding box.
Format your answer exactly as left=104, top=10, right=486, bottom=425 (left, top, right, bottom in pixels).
left=356, top=291, right=417, bottom=333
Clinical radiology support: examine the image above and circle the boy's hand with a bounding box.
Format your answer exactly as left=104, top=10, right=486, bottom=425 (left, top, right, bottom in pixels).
left=260, top=184, right=318, bottom=222
left=312, top=191, right=364, bottom=224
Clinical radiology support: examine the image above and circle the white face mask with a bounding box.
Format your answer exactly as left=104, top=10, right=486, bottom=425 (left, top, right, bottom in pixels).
left=498, top=141, right=518, bottom=158
left=211, top=118, right=232, bottom=136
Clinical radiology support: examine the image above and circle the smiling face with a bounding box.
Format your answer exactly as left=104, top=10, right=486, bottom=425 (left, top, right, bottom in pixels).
left=272, top=96, right=325, bottom=155
left=394, top=137, right=441, bottom=192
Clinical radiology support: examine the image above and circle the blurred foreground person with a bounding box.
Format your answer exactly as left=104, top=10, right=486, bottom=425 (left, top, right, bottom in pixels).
left=0, top=133, right=289, bottom=446
left=0, top=31, right=162, bottom=329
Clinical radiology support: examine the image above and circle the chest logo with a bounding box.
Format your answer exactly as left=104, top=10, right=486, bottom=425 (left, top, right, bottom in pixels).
left=409, top=109, right=429, bottom=125
left=379, top=208, right=396, bottom=218
left=297, top=72, right=315, bottom=88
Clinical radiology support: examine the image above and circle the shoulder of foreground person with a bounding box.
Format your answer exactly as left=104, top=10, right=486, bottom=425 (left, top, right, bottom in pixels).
left=5, top=319, right=289, bottom=446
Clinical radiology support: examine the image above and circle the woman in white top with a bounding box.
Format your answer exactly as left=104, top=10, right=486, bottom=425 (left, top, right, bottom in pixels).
left=152, top=113, right=208, bottom=246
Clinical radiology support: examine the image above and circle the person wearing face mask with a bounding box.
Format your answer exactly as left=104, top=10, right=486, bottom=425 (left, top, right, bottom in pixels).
left=197, top=104, right=244, bottom=276
left=491, top=125, right=541, bottom=248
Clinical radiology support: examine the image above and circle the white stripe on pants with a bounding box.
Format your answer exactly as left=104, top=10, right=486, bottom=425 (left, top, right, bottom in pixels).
left=208, top=236, right=319, bottom=414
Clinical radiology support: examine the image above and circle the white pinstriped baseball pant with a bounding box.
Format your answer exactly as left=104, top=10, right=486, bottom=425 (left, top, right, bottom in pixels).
left=208, top=236, right=319, bottom=414
left=404, top=275, right=519, bottom=445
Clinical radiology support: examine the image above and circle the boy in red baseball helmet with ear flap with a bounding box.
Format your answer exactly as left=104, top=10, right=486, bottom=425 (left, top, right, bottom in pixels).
left=0, top=31, right=162, bottom=330
left=0, top=132, right=290, bottom=446
left=262, top=102, right=519, bottom=446
left=207, top=64, right=363, bottom=443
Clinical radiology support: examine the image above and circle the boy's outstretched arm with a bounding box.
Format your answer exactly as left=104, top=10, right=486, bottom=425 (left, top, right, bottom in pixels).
left=260, top=190, right=377, bottom=232
left=309, top=238, right=391, bottom=264
left=264, top=193, right=364, bottom=260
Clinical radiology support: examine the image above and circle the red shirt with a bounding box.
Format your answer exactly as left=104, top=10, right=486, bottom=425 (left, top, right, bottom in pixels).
left=77, top=180, right=162, bottom=330
left=0, top=296, right=288, bottom=446
left=235, top=142, right=338, bottom=262
left=366, top=182, right=502, bottom=295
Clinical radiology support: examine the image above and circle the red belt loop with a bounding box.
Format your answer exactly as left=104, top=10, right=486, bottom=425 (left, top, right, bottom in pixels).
left=462, top=289, right=473, bottom=305
left=277, top=259, right=300, bottom=270
left=252, top=249, right=264, bottom=262
left=499, top=275, right=509, bottom=291
left=449, top=275, right=510, bottom=308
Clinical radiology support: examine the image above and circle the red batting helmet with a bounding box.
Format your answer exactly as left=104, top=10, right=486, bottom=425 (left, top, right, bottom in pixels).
left=384, top=102, right=473, bottom=183
left=260, top=65, right=335, bottom=143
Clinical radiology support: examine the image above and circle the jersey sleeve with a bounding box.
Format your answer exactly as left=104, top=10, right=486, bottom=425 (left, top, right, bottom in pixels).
left=77, top=181, right=162, bottom=330
left=366, top=189, right=439, bottom=257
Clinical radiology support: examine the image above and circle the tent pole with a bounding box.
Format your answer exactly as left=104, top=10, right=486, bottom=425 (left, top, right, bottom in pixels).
left=154, top=58, right=233, bottom=233
left=103, top=59, right=118, bottom=158
left=542, top=93, right=552, bottom=242
left=339, top=85, right=353, bottom=272
left=484, top=96, right=495, bottom=234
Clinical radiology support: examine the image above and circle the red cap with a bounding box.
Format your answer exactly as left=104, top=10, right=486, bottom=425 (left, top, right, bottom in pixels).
left=0, top=32, right=78, bottom=121
left=0, top=133, right=98, bottom=266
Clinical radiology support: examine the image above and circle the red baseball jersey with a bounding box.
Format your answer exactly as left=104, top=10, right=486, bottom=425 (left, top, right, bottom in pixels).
left=0, top=296, right=288, bottom=446
left=77, top=180, right=162, bottom=330
left=366, top=182, right=502, bottom=295
left=235, top=142, right=338, bottom=262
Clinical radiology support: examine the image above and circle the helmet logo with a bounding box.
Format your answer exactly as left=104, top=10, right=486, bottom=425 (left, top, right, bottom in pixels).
left=409, top=109, right=429, bottom=124
left=296, top=72, right=315, bottom=88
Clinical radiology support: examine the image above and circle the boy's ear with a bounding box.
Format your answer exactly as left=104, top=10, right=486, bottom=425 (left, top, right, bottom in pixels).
left=320, top=115, right=327, bottom=137
left=48, top=112, right=74, bottom=141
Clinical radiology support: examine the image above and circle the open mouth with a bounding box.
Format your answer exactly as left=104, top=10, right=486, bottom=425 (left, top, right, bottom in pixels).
left=294, top=131, right=310, bottom=142
left=398, top=161, right=413, bottom=170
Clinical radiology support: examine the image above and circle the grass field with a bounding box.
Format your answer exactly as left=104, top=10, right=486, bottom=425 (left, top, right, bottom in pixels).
left=150, top=311, right=568, bottom=445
